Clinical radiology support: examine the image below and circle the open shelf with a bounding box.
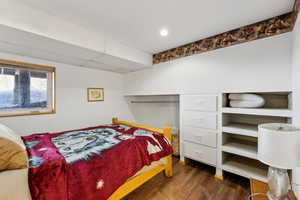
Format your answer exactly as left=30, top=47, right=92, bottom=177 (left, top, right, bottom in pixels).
left=222, top=123, right=258, bottom=137
left=222, top=141, right=257, bottom=160
left=222, top=155, right=268, bottom=182
left=220, top=92, right=291, bottom=182
left=222, top=107, right=292, bottom=117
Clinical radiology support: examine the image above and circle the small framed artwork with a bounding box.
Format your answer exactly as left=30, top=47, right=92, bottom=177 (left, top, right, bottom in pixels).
left=87, top=88, right=104, bottom=102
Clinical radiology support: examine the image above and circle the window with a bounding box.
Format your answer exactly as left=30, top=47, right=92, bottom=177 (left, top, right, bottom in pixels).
left=0, top=60, right=55, bottom=117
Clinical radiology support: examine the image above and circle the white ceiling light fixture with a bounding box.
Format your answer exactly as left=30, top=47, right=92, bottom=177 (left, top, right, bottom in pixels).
left=160, top=28, right=169, bottom=37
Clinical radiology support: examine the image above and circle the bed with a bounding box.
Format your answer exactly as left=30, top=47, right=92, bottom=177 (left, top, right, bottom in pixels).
left=0, top=118, right=173, bottom=200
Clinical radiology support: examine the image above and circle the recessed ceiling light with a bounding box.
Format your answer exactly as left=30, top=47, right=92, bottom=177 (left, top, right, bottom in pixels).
left=160, top=28, right=169, bottom=37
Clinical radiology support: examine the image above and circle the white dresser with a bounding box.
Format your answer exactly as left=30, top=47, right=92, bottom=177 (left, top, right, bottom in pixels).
left=180, top=94, right=218, bottom=167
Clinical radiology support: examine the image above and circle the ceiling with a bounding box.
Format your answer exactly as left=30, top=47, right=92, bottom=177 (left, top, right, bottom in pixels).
left=20, top=0, right=294, bottom=53
left=0, top=25, right=148, bottom=73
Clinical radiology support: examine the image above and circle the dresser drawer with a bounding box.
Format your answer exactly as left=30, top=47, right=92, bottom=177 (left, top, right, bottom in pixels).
left=181, top=95, right=217, bottom=111
left=184, top=142, right=217, bottom=166
left=182, top=111, right=217, bottom=130
left=182, top=127, right=217, bottom=148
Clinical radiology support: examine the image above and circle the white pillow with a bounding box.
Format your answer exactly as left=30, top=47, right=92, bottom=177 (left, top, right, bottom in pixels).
left=0, top=124, right=25, bottom=150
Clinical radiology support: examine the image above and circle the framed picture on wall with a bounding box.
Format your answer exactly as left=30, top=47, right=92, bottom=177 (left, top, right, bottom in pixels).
left=87, top=88, right=104, bottom=102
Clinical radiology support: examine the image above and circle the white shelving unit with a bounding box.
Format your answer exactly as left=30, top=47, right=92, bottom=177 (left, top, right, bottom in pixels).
left=222, top=157, right=268, bottom=182
left=222, top=123, right=258, bottom=137
left=218, top=91, right=292, bottom=182
left=222, top=141, right=257, bottom=160
left=222, top=107, right=292, bottom=117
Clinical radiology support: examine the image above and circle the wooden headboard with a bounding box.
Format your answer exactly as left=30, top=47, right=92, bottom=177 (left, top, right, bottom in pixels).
left=112, top=118, right=172, bottom=141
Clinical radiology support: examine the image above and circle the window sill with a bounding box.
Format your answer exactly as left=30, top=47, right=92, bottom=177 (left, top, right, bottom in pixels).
left=0, top=109, right=56, bottom=117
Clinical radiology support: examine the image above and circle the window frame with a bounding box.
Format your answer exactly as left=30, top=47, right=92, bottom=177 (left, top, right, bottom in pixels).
left=0, top=59, right=56, bottom=117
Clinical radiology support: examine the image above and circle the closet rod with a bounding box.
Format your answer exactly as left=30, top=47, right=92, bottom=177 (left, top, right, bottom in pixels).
left=130, top=101, right=179, bottom=103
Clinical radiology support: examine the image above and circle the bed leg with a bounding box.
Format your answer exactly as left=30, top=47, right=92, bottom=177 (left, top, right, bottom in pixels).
left=112, top=117, right=118, bottom=124
left=164, top=155, right=173, bottom=177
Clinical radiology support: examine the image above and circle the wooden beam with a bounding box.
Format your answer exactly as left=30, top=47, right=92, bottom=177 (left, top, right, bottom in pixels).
left=153, top=12, right=294, bottom=64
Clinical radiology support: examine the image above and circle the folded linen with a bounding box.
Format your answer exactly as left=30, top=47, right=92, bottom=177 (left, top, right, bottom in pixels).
left=229, top=100, right=265, bottom=108
left=229, top=93, right=264, bottom=101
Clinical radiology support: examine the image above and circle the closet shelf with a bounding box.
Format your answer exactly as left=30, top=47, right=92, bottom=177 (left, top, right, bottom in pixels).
left=222, top=141, right=257, bottom=160
left=222, top=123, right=258, bottom=137
left=222, top=107, right=292, bottom=117
left=222, top=157, right=268, bottom=182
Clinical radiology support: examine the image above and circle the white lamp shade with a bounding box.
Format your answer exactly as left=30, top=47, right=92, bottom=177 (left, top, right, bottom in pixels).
left=258, top=123, right=300, bottom=169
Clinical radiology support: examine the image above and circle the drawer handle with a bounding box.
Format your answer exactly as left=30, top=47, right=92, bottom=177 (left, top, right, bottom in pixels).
left=195, top=135, right=202, bottom=141
left=191, top=118, right=205, bottom=121
left=195, top=151, right=203, bottom=156
left=196, top=100, right=206, bottom=104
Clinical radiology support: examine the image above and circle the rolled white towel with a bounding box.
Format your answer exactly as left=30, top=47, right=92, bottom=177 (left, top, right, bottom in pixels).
left=229, top=100, right=265, bottom=108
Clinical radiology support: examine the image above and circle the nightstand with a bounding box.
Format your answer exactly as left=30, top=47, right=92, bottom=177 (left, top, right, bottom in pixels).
left=250, top=179, right=297, bottom=200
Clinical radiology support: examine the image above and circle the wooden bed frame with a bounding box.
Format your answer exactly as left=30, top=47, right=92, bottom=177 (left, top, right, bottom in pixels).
left=108, top=118, right=173, bottom=200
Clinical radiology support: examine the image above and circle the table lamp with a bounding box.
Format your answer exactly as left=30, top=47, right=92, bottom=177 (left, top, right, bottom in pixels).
left=258, top=123, right=300, bottom=200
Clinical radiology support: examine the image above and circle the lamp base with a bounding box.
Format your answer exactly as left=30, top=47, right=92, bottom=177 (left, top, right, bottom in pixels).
left=267, top=167, right=291, bottom=200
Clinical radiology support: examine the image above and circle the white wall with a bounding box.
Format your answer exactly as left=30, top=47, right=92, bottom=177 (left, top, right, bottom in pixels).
left=126, top=95, right=179, bottom=131
left=124, top=33, right=292, bottom=95
left=292, top=16, right=300, bottom=196
left=124, top=33, right=292, bottom=145
left=293, top=18, right=300, bottom=125
left=0, top=52, right=134, bottom=135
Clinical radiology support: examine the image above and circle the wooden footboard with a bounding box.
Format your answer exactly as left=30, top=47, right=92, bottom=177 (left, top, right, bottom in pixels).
left=108, top=118, right=173, bottom=200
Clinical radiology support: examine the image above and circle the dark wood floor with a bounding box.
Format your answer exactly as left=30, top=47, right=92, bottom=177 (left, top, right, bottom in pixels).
left=124, top=158, right=250, bottom=200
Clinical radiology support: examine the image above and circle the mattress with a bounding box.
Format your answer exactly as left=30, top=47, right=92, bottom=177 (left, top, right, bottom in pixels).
left=0, top=158, right=167, bottom=200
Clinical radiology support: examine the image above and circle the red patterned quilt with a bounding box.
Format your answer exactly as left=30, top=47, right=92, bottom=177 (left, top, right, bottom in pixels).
left=21, top=124, right=172, bottom=200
